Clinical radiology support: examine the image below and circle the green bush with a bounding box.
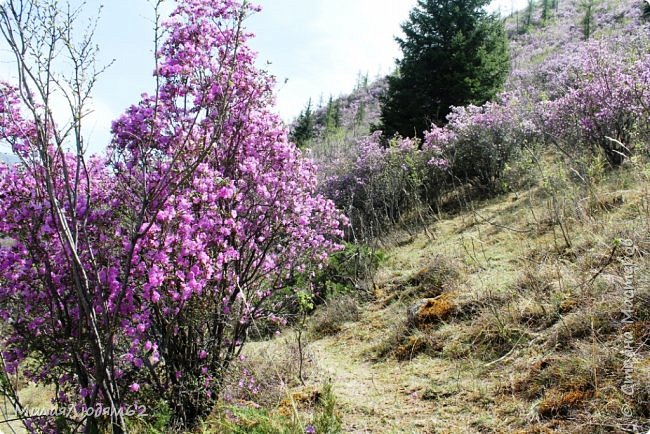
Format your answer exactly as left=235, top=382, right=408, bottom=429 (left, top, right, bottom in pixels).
left=312, top=382, right=343, bottom=434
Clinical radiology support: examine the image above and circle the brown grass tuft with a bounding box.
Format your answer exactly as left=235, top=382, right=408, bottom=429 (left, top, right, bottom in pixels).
left=406, top=254, right=461, bottom=298
left=276, top=386, right=321, bottom=417
left=538, top=389, right=590, bottom=419
left=394, top=335, right=427, bottom=361
left=310, top=295, right=360, bottom=337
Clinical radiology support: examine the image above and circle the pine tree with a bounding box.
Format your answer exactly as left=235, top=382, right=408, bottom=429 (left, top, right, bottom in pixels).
left=290, top=99, right=315, bottom=149
left=354, top=101, right=366, bottom=128
left=324, top=96, right=341, bottom=134
left=355, top=71, right=370, bottom=91
left=334, top=101, right=341, bottom=128
left=524, top=0, right=535, bottom=31
left=581, top=0, right=594, bottom=40
left=542, top=0, right=552, bottom=23
left=515, top=8, right=520, bottom=33
left=378, top=0, right=509, bottom=138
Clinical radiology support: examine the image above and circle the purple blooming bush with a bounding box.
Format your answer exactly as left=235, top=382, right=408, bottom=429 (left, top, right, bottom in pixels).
left=320, top=132, right=446, bottom=241
left=425, top=94, right=537, bottom=191
left=540, top=41, right=650, bottom=166
left=320, top=93, right=537, bottom=240
left=0, top=0, right=345, bottom=431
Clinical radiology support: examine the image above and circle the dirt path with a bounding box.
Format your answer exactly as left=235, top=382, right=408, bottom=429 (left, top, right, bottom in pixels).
left=307, top=336, right=452, bottom=434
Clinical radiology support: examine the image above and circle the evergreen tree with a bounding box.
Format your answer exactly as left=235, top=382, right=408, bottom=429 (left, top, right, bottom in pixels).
left=324, top=96, right=342, bottom=134
left=378, top=0, right=509, bottom=138
left=354, top=100, right=366, bottom=128
left=581, top=0, right=594, bottom=40
left=355, top=71, right=370, bottom=91
left=542, top=0, right=552, bottom=23
left=515, top=8, right=520, bottom=33
left=525, top=0, right=535, bottom=30
left=333, top=100, right=341, bottom=128
left=290, top=99, right=315, bottom=149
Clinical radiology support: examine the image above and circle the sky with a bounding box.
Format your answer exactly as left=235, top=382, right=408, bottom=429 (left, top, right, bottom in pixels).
left=0, top=0, right=529, bottom=154
left=246, top=0, right=529, bottom=120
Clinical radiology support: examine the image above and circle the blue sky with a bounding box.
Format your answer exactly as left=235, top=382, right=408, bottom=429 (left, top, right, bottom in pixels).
left=0, top=0, right=528, bottom=154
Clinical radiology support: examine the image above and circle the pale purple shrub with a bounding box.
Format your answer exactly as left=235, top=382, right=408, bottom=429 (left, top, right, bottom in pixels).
left=540, top=40, right=650, bottom=165
left=320, top=131, right=446, bottom=241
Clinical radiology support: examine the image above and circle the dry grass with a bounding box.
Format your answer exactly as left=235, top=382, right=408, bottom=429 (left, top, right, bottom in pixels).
left=276, top=386, right=321, bottom=417
left=223, top=337, right=316, bottom=408
left=394, top=334, right=428, bottom=362
left=309, top=295, right=360, bottom=337
left=538, top=389, right=591, bottom=419
left=288, top=154, right=650, bottom=432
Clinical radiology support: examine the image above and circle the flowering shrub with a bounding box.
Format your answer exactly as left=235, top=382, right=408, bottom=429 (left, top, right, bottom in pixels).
left=505, top=10, right=650, bottom=167
left=320, top=131, right=444, bottom=241
left=425, top=96, right=535, bottom=190
left=316, top=0, right=650, bottom=247
left=320, top=92, right=539, bottom=240
left=540, top=41, right=650, bottom=165
left=0, top=0, right=345, bottom=431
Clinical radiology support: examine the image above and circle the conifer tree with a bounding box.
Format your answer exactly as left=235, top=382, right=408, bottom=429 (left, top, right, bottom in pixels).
left=378, top=0, right=509, bottom=138
left=524, top=0, right=535, bottom=31
left=354, top=101, right=366, bottom=128
left=290, top=99, right=315, bottom=148
left=542, top=0, right=552, bottom=23
left=324, top=96, right=342, bottom=134
left=355, top=71, right=370, bottom=91
left=581, top=0, right=594, bottom=40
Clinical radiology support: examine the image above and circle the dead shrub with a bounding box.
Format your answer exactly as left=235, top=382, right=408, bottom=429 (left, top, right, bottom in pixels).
left=407, top=254, right=460, bottom=297
left=224, top=340, right=314, bottom=407
left=310, top=295, right=360, bottom=337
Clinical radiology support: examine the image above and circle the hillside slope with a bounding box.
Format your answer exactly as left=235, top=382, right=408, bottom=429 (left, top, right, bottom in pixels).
left=298, top=0, right=650, bottom=163
left=235, top=152, right=649, bottom=433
